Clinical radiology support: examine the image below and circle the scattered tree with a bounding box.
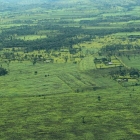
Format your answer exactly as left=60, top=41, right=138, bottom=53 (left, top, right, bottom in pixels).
left=0, top=67, right=8, bottom=76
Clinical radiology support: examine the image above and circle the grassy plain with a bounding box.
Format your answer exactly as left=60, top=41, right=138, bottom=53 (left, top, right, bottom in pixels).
left=0, top=0, right=140, bottom=140
left=1, top=60, right=140, bottom=140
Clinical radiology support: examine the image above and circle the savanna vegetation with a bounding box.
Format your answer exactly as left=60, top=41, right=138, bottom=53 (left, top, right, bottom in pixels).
left=0, top=0, right=140, bottom=140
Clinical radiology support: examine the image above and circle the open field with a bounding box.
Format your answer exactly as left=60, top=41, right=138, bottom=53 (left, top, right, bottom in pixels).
left=1, top=61, right=140, bottom=140
left=1, top=87, right=140, bottom=140
left=119, top=55, right=140, bottom=69
left=114, top=32, right=140, bottom=36
left=15, top=35, right=47, bottom=40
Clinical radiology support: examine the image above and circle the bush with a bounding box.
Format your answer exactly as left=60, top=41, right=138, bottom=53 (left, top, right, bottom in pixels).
left=0, top=67, right=8, bottom=76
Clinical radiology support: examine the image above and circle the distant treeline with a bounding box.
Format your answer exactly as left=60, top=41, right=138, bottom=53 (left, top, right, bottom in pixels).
left=0, top=24, right=140, bottom=51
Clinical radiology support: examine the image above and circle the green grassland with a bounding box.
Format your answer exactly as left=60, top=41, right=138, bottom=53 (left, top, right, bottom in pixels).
left=114, top=32, right=140, bottom=36
left=0, top=0, right=140, bottom=140
left=120, top=55, right=140, bottom=69
left=1, top=87, right=140, bottom=140
left=1, top=60, right=140, bottom=140
left=0, top=49, right=140, bottom=140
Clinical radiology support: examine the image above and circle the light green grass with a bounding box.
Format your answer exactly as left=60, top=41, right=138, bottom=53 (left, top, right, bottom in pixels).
left=16, top=35, right=47, bottom=40
left=120, top=55, right=140, bottom=69
left=114, top=32, right=140, bottom=36
left=0, top=59, right=102, bottom=97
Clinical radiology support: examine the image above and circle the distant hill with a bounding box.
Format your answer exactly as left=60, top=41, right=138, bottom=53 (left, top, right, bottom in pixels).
left=0, top=0, right=139, bottom=5
left=0, top=0, right=43, bottom=4
left=0, top=0, right=88, bottom=5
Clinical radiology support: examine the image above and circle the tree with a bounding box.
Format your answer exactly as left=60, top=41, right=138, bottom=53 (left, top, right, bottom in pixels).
left=0, top=67, right=8, bottom=76
left=32, top=58, right=37, bottom=65
left=82, top=116, right=85, bottom=123
left=129, top=69, right=139, bottom=77
left=98, top=96, right=101, bottom=101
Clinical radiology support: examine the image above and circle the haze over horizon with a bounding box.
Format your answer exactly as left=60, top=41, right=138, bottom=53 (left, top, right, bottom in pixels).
left=0, top=0, right=139, bottom=5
